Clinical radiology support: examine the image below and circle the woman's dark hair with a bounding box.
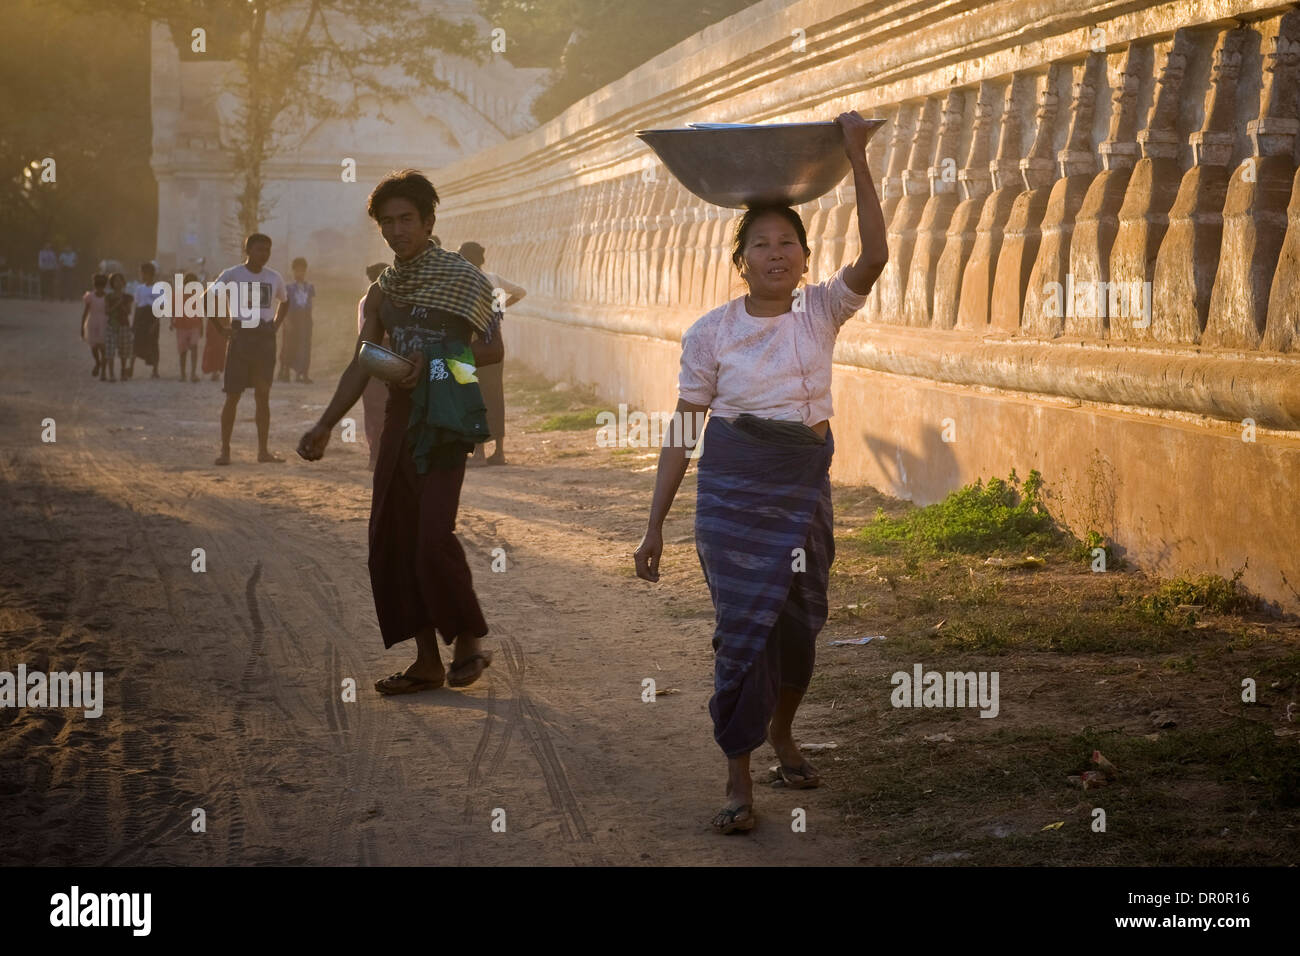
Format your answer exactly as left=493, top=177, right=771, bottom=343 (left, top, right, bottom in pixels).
left=368, top=169, right=439, bottom=222
left=731, top=204, right=810, bottom=273
left=91, top=272, right=108, bottom=287
left=108, top=272, right=125, bottom=288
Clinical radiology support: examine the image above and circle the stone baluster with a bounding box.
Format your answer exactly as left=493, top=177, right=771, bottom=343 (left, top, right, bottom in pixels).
left=1021, top=53, right=1104, bottom=337
left=876, top=95, right=940, bottom=323
left=990, top=64, right=1062, bottom=331
left=904, top=88, right=966, bottom=327
left=1109, top=30, right=1193, bottom=343
left=825, top=179, right=857, bottom=280
left=608, top=175, right=629, bottom=303
left=627, top=175, right=650, bottom=306
left=681, top=203, right=709, bottom=311
left=579, top=182, right=610, bottom=304
left=1151, top=27, right=1247, bottom=344
left=957, top=73, right=1034, bottom=330
left=1206, top=11, right=1300, bottom=349
left=861, top=101, right=918, bottom=322
left=932, top=80, right=997, bottom=330
left=1263, top=22, right=1300, bottom=351
left=662, top=197, right=688, bottom=309
left=1067, top=44, right=1149, bottom=339
left=702, top=203, right=728, bottom=307
left=804, top=190, right=836, bottom=284
left=639, top=175, right=669, bottom=307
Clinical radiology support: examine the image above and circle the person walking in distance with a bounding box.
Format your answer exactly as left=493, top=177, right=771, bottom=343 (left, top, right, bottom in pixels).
left=38, top=242, right=58, bottom=301
left=458, top=241, right=525, bottom=467
left=103, top=273, right=134, bottom=382
left=131, top=261, right=164, bottom=379
left=80, top=272, right=109, bottom=380
left=279, top=257, right=315, bottom=383
left=209, top=233, right=289, bottom=465
left=173, top=271, right=204, bottom=382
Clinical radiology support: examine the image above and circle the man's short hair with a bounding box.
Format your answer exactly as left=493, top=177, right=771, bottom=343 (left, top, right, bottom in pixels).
left=458, top=241, right=485, bottom=267
left=368, top=170, right=439, bottom=222
left=244, top=232, right=272, bottom=252
left=139, top=261, right=156, bottom=274
left=365, top=262, right=388, bottom=283
left=291, top=256, right=307, bottom=269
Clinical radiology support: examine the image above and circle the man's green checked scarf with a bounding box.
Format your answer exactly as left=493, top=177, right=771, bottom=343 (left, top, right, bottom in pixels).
left=377, top=240, right=496, bottom=334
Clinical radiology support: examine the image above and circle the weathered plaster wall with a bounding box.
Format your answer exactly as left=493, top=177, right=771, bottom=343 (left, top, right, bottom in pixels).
left=431, top=0, right=1300, bottom=612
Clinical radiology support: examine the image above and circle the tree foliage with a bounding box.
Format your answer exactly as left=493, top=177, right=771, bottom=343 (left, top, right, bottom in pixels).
left=479, top=0, right=766, bottom=123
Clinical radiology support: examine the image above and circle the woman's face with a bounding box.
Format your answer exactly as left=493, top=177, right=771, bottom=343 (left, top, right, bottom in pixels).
left=739, top=212, right=807, bottom=298
left=109, top=276, right=124, bottom=292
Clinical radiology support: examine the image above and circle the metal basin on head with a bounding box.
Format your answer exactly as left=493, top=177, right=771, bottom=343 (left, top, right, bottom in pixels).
left=635, top=120, right=887, bottom=209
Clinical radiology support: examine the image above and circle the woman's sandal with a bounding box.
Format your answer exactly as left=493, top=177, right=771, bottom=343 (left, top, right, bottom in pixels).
left=447, top=651, right=493, bottom=688
left=374, top=671, right=445, bottom=695
left=712, top=804, right=756, bottom=834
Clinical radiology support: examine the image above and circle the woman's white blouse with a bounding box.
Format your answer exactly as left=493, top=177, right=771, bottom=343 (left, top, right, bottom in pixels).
left=677, top=266, right=868, bottom=426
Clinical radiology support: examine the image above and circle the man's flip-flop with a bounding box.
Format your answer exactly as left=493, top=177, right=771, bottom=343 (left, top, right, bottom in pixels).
left=447, top=651, right=493, bottom=688
left=374, top=671, right=444, bottom=695
left=778, top=761, right=822, bottom=790
left=711, top=804, right=756, bottom=834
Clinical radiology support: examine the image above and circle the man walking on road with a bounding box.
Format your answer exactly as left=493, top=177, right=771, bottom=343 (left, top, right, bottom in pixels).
left=209, top=233, right=289, bottom=465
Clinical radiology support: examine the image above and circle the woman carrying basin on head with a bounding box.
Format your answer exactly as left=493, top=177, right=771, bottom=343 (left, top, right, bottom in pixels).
left=634, top=111, right=889, bottom=834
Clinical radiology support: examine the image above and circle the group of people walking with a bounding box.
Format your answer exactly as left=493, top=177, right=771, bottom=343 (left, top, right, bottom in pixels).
left=68, top=108, right=887, bottom=836
left=295, top=107, right=887, bottom=838
left=78, top=257, right=317, bottom=386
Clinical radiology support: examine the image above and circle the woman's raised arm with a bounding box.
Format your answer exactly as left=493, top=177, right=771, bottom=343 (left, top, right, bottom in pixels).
left=837, top=111, right=890, bottom=296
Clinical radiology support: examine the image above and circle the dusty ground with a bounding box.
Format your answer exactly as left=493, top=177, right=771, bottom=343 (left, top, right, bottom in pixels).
left=0, top=296, right=860, bottom=866
left=2, top=295, right=1296, bottom=866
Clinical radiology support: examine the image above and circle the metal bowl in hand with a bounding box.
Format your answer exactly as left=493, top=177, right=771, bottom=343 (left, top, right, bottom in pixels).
left=358, top=341, right=415, bottom=383
left=636, top=120, right=886, bottom=209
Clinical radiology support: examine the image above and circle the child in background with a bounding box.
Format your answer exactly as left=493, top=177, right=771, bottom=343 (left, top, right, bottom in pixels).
left=104, top=273, right=134, bottom=382
left=201, top=286, right=226, bottom=382
left=279, top=257, right=315, bottom=384
left=131, top=261, right=163, bottom=379
left=80, top=272, right=109, bottom=380
left=172, top=271, right=203, bottom=382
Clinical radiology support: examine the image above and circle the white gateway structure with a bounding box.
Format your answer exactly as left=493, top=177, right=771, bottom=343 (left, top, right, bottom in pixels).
left=149, top=2, right=546, bottom=279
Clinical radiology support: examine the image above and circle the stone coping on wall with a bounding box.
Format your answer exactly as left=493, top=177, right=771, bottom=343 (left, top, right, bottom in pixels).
left=433, top=0, right=1296, bottom=202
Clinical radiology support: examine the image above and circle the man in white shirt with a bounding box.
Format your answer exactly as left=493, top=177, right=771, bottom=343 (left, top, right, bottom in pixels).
left=458, top=241, right=526, bottom=466
left=207, top=233, right=290, bottom=465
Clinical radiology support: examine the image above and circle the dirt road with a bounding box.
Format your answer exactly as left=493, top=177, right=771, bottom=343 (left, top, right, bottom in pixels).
left=0, top=299, right=863, bottom=865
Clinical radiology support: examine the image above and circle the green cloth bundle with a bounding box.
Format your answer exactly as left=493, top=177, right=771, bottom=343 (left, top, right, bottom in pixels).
left=406, top=339, right=490, bottom=473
